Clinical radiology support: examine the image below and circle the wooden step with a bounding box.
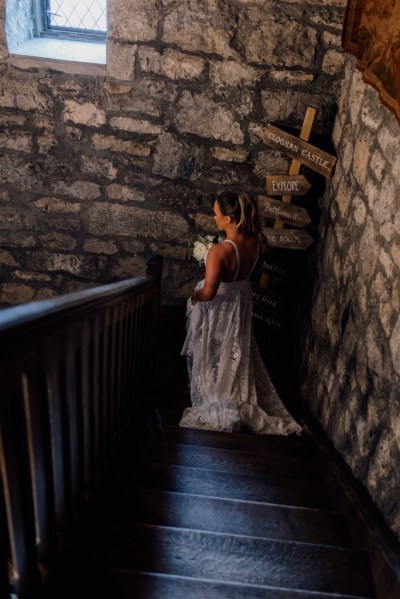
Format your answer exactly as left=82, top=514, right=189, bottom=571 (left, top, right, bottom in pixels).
left=148, top=441, right=321, bottom=480
left=109, top=523, right=376, bottom=597
left=163, top=424, right=316, bottom=458
left=111, top=570, right=376, bottom=599
left=141, top=462, right=333, bottom=509
left=123, top=488, right=350, bottom=547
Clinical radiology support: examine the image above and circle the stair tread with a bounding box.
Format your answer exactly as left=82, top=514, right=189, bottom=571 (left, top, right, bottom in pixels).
left=141, top=461, right=333, bottom=509
left=111, top=570, right=376, bottom=599
left=163, top=424, right=315, bottom=457
left=148, top=441, right=321, bottom=480
left=109, top=522, right=376, bottom=597
left=120, top=488, right=350, bottom=547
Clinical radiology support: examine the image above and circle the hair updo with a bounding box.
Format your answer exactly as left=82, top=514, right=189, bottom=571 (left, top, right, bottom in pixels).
left=216, top=191, right=261, bottom=236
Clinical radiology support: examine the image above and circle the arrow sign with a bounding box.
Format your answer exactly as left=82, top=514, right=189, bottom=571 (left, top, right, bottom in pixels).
left=258, top=196, right=311, bottom=228
left=263, top=124, right=337, bottom=178
left=266, top=175, right=311, bottom=196
left=261, top=260, right=288, bottom=277
left=262, top=227, right=314, bottom=250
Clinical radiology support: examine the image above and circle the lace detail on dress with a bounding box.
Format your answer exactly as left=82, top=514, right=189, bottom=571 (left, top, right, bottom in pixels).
left=180, top=276, right=302, bottom=436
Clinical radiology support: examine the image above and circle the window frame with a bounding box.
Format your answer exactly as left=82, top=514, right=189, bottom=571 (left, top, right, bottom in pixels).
left=33, top=0, right=107, bottom=43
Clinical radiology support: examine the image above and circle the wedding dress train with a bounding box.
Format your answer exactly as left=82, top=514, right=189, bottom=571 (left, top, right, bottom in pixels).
left=180, top=241, right=302, bottom=436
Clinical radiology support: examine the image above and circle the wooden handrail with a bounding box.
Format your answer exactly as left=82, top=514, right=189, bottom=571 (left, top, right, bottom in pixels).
left=0, top=258, right=163, bottom=598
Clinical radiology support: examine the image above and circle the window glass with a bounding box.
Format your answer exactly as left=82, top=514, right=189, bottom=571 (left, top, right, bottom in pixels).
left=43, top=0, right=107, bottom=39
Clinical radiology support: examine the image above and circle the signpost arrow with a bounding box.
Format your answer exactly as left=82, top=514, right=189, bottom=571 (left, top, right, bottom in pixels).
left=263, top=123, right=337, bottom=178
left=258, top=196, right=311, bottom=228
left=266, top=174, right=311, bottom=196
left=262, top=227, right=314, bottom=250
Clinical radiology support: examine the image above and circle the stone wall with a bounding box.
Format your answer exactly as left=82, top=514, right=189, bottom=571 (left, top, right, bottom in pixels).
left=0, top=0, right=346, bottom=306
left=301, top=56, right=400, bottom=538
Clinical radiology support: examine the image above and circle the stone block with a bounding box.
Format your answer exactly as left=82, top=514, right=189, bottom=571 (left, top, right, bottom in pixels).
left=51, top=180, right=101, bottom=200
left=62, top=100, right=106, bottom=128
left=322, top=50, right=345, bottom=76
left=121, top=240, right=145, bottom=253
left=81, top=155, right=118, bottom=180
left=14, top=271, right=51, bottom=282
left=0, top=206, right=22, bottom=230
left=138, top=47, right=205, bottom=80
left=83, top=239, right=118, bottom=254
left=0, top=79, right=50, bottom=112
left=0, top=249, right=19, bottom=266
left=108, top=0, right=158, bottom=41
left=352, top=196, right=367, bottom=226
left=175, top=91, right=244, bottom=144
left=115, top=256, right=147, bottom=278
left=189, top=213, right=216, bottom=233
left=38, top=232, right=77, bottom=251
left=26, top=251, right=96, bottom=277
left=33, top=197, right=81, bottom=214
left=210, top=60, right=259, bottom=88
left=91, top=134, right=151, bottom=156
left=0, top=114, right=26, bottom=125
left=105, top=80, right=161, bottom=117
left=270, top=70, right=314, bottom=84
left=372, top=175, right=396, bottom=226
left=106, top=41, right=136, bottom=81
left=152, top=133, right=205, bottom=180
left=253, top=151, right=290, bottom=178
left=37, top=133, right=58, bottom=154
left=0, top=233, right=36, bottom=247
left=240, top=11, right=317, bottom=68
left=87, top=203, right=189, bottom=241
left=370, top=150, right=385, bottom=182
left=0, top=155, right=40, bottom=190
left=0, top=283, right=35, bottom=304
left=109, top=116, right=162, bottom=135
left=377, top=124, right=400, bottom=164
left=107, top=184, right=145, bottom=202
left=211, top=147, right=249, bottom=162
left=162, top=0, right=238, bottom=58
left=149, top=242, right=187, bottom=261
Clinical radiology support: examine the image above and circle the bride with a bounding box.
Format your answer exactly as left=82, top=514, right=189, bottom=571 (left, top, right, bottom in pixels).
left=180, top=190, right=302, bottom=436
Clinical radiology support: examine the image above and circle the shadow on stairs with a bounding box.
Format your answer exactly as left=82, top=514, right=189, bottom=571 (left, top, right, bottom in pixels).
left=42, top=306, right=399, bottom=599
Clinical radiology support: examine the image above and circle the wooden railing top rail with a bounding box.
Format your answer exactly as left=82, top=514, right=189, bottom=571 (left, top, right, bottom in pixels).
left=0, top=276, right=152, bottom=343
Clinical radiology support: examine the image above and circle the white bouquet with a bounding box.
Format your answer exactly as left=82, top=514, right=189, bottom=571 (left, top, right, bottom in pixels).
left=189, top=234, right=222, bottom=266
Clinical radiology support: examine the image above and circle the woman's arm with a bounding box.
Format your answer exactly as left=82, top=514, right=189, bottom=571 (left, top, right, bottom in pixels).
left=191, top=244, right=225, bottom=304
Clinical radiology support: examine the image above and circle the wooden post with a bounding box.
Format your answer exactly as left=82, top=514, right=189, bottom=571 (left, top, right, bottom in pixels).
left=259, top=106, right=319, bottom=288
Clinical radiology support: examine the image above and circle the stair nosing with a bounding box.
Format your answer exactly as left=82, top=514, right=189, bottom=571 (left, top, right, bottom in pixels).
left=111, top=569, right=375, bottom=599
left=113, top=521, right=367, bottom=555
left=133, top=486, right=343, bottom=516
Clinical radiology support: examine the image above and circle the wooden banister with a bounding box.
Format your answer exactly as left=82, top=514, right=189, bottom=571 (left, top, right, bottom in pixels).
left=0, top=258, right=163, bottom=598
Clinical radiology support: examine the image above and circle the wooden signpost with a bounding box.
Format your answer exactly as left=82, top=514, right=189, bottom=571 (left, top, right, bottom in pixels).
left=263, top=124, right=337, bottom=178
left=253, top=105, right=335, bottom=329
left=258, top=196, right=311, bottom=228
left=266, top=175, right=311, bottom=196
left=261, top=227, right=313, bottom=250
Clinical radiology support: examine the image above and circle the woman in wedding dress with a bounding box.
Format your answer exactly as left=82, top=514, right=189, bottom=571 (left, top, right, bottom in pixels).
left=180, top=191, right=302, bottom=435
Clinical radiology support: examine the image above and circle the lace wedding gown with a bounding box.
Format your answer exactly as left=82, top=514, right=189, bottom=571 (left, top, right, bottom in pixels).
left=180, top=240, right=302, bottom=436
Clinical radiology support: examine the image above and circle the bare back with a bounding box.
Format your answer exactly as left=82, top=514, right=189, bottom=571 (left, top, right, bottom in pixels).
left=220, top=235, right=259, bottom=282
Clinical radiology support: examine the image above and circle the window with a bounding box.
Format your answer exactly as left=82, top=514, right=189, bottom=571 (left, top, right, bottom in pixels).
left=34, top=0, right=107, bottom=42
left=6, top=0, right=107, bottom=65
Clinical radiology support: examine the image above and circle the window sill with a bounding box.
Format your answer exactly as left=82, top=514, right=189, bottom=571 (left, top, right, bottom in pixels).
left=11, top=37, right=106, bottom=65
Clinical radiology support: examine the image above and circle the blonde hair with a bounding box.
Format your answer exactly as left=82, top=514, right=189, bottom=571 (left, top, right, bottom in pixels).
left=216, top=191, right=260, bottom=235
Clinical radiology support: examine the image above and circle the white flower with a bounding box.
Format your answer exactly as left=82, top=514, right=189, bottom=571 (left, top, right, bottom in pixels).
left=193, top=240, right=208, bottom=262
left=189, top=233, right=223, bottom=265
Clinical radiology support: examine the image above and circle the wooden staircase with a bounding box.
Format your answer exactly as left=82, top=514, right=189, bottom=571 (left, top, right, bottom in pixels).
left=100, top=405, right=376, bottom=599
left=41, top=307, right=400, bottom=599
